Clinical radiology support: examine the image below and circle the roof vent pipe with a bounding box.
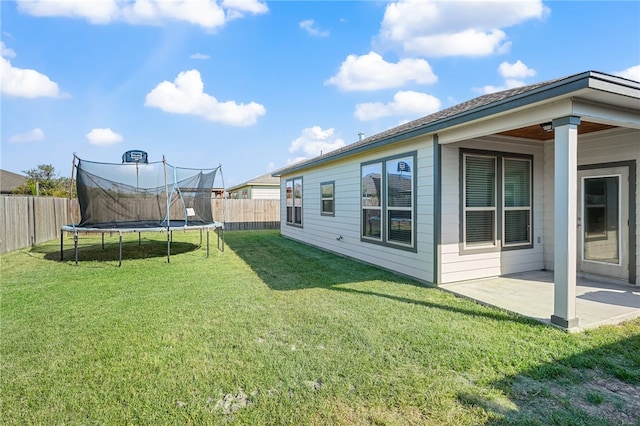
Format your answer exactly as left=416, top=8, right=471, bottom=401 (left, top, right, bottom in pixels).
left=358, top=132, right=365, bottom=141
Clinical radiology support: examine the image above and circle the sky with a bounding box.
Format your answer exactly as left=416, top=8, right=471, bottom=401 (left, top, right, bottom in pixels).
left=1, top=0, right=639, bottom=188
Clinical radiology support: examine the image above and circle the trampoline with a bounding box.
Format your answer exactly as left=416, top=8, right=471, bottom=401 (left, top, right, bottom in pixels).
left=61, top=153, right=225, bottom=266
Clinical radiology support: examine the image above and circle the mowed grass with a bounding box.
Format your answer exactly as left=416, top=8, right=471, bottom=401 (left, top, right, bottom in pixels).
left=2, top=230, right=639, bottom=425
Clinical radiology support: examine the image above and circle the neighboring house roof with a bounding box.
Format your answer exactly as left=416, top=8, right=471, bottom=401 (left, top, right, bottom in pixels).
left=0, top=170, right=27, bottom=193
left=227, top=172, right=280, bottom=192
left=273, top=70, right=639, bottom=177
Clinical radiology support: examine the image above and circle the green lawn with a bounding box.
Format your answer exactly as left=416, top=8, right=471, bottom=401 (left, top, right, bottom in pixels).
left=2, top=230, right=639, bottom=425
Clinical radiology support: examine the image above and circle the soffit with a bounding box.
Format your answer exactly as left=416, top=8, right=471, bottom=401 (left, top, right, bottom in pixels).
left=498, top=121, right=617, bottom=141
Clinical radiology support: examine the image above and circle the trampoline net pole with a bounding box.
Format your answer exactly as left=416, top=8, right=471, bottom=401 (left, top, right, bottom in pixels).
left=68, top=154, right=77, bottom=225
left=74, top=232, right=78, bottom=266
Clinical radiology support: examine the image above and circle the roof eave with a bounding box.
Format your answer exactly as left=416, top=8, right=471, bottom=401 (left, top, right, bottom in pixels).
left=274, top=71, right=636, bottom=177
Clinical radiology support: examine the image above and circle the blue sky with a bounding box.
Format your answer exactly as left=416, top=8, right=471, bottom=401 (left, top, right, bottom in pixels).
left=2, top=0, right=639, bottom=188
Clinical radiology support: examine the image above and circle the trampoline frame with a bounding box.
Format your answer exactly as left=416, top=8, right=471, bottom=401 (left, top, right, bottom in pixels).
left=61, top=154, right=227, bottom=266
left=60, top=222, right=224, bottom=267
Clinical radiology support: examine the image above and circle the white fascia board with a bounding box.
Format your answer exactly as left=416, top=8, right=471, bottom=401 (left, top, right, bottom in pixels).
left=571, top=99, right=640, bottom=129
left=438, top=98, right=573, bottom=145
left=589, top=76, right=640, bottom=99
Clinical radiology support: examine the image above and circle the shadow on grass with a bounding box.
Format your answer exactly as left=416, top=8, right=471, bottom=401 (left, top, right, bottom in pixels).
left=459, top=333, right=640, bottom=425
left=224, top=231, right=546, bottom=327
left=223, top=230, right=416, bottom=290
left=32, top=236, right=200, bottom=264
left=331, top=286, right=543, bottom=327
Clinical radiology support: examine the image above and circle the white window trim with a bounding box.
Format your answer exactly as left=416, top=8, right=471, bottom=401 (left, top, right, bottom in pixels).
left=580, top=173, right=623, bottom=266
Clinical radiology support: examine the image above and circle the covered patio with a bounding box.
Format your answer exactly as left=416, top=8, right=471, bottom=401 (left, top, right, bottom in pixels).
left=440, top=271, right=640, bottom=332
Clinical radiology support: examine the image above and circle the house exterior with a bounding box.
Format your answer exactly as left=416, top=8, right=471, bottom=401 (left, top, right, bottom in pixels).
left=0, top=170, right=27, bottom=194
left=227, top=172, right=280, bottom=199
left=274, top=71, right=640, bottom=330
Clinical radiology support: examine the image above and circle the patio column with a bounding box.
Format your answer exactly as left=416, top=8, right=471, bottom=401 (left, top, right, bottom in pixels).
left=551, top=115, right=580, bottom=329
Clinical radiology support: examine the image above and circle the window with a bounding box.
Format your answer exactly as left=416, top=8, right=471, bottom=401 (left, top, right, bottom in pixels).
left=362, top=163, right=382, bottom=240
left=286, top=177, right=303, bottom=226
left=462, top=151, right=532, bottom=250
left=464, top=155, right=496, bottom=246
left=320, top=181, right=334, bottom=215
left=361, top=153, right=415, bottom=249
left=503, top=158, right=531, bottom=246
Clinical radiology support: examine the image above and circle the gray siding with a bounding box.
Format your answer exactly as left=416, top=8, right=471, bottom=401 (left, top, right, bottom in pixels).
left=439, top=136, right=545, bottom=283
left=280, top=138, right=435, bottom=283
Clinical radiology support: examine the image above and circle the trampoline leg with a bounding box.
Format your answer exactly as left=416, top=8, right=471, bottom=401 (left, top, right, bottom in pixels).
left=102, top=233, right=105, bottom=249
left=221, top=227, right=224, bottom=252
left=206, top=228, right=210, bottom=258
left=74, top=232, right=78, bottom=266
left=138, top=232, right=141, bottom=246
left=200, top=228, right=203, bottom=246
left=60, top=230, right=64, bottom=261
left=167, top=230, right=171, bottom=263
left=118, top=233, right=122, bottom=267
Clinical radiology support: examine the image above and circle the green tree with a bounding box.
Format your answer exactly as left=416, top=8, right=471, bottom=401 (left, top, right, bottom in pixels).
left=12, top=164, right=74, bottom=197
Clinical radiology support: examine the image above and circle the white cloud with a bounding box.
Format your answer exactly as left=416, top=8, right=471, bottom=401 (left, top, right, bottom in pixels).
left=190, top=53, right=210, bottom=60
left=266, top=161, right=275, bottom=172
left=0, top=56, right=62, bottom=98
left=615, top=65, right=640, bottom=82
left=1, top=41, right=16, bottom=58
left=326, top=51, right=437, bottom=91
left=145, top=69, right=266, bottom=126
left=477, top=79, right=527, bottom=95
left=300, top=19, right=329, bottom=37
left=222, top=0, right=268, bottom=15
left=8, top=128, right=45, bottom=144
left=17, top=0, right=119, bottom=24
left=379, top=0, right=548, bottom=57
left=287, top=156, right=308, bottom=166
left=405, top=29, right=509, bottom=57
left=476, top=60, right=536, bottom=94
left=288, top=126, right=346, bottom=158
left=121, top=0, right=226, bottom=28
left=86, top=128, right=123, bottom=146
left=499, top=60, right=536, bottom=79
left=17, top=0, right=268, bottom=30
left=355, top=90, right=441, bottom=121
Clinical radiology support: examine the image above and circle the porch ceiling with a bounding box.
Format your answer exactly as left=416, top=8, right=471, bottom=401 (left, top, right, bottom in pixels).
left=497, top=121, right=617, bottom=141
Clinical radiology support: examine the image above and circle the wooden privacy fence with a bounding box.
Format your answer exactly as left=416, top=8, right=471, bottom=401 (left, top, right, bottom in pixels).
left=214, top=199, right=280, bottom=231
left=0, top=196, right=79, bottom=255
left=0, top=196, right=280, bottom=254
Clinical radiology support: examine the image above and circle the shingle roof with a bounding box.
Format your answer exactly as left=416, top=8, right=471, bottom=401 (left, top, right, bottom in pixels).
left=273, top=70, right=624, bottom=176
left=227, top=171, right=280, bottom=191
left=0, top=170, right=27, bottom=193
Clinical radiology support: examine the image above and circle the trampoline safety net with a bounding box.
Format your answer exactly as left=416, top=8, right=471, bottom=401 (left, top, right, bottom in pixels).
left=75, top=158, right=220, bottom=228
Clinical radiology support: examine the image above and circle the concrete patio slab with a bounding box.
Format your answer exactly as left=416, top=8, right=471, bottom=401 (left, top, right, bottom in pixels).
left=440, top=271, right=640, bottom=331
